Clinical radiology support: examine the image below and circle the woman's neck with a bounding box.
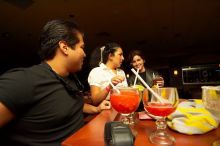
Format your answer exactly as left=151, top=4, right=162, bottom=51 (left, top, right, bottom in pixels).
left=139, top=66, right=146, bottom=73
left=105, top=62, right=117, bottom=73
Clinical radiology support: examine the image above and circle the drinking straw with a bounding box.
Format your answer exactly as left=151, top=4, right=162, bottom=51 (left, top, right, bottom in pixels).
left=131, top=68, right=165, bottom=103
left=152, top=72, right=159, bottom=88
left=109, top=81, right=120, bottom=94
left=133, top=69, right=140, bottom=87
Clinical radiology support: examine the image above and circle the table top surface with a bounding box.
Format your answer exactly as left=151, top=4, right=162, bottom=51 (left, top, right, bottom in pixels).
left=62, top=108, right=220, bottom=146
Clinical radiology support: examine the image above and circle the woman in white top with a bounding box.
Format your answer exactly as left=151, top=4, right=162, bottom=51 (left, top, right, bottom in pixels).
left=88, top=43, right=128, bottom=105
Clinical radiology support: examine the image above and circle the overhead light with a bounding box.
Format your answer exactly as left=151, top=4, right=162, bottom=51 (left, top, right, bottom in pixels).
left=174, top=70, right=178, bottom=76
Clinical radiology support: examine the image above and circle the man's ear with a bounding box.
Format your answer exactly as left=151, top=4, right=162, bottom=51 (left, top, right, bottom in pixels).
left=58, top=41, right=69, bottom=55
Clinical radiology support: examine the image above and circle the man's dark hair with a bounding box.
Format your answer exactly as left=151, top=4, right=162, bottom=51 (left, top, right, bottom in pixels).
left=128, top=49, right=145, bottom=64
left=102, top=42, right=121, bottom=64
left=39, top=19, right=82, bottom=60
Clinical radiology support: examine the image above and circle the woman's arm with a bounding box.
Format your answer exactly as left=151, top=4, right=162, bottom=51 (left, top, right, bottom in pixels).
left=83, top=100, right=111, bottom=114
left=90, top=85, right=111, bottom=105
left=90, top=75, right=125, bottom=105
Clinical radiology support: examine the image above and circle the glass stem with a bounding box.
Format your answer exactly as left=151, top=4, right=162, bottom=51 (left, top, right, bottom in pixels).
left=156, top=117, right=166, bottom=131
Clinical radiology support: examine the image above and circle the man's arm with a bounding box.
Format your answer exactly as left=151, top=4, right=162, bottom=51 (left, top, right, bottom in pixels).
left=0, top=102, right=14, bottom=128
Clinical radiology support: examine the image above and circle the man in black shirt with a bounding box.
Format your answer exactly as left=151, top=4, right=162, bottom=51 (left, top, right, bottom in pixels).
left=0, top=19, right=110, bottom=146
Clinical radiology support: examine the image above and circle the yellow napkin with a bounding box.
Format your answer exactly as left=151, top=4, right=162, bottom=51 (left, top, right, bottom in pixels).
left=167, top=99, right=219, bottom=135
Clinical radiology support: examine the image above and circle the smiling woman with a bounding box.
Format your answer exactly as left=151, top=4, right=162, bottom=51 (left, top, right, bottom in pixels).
left=127, top=49, right=165, bottom=112
left=128, top=49, right=164, bottom=88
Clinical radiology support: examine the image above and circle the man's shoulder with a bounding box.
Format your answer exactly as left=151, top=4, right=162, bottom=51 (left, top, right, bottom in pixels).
left=1, top=64, right=49, bottom=80
left=1, top=67, right=27, bottom=79
left=2, top=64, right=40, bottom=73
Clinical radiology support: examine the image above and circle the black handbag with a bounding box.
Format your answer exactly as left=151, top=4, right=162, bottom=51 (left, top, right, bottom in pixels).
left=104, top=121, right=134, bottom=146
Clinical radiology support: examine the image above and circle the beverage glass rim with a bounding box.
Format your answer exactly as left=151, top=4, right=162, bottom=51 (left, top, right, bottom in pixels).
left=112, top=87, right=138, bottom=90
left=151, top=87, right=177, bottom=90
left=201, top=86, right=220, bottom=91
left=110, top=87, right=139, bottom=95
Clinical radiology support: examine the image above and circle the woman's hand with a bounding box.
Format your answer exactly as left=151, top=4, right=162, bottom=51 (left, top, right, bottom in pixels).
left=83, top=100, right=111, bottom=114
left=153, top=76, right=164, bottom=88
left=111, top=75, right=125, bottom=86
left=97, top=100, right=111, bottom=112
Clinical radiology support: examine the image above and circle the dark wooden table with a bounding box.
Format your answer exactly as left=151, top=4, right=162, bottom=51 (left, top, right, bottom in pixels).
left=62, top=108, right=220, bottom=146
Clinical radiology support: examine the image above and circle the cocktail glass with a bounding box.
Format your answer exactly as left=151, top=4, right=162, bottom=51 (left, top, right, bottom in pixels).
left=152, top=74, right=164, bottom=88
left=202, top=86, right=220, bottom=146
left=110, top=87, right=140, bottom=125
left=142, top=87, right=179, bottom=145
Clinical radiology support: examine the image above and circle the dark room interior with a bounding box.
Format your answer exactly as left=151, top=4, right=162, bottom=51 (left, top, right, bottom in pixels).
left=1, top=0, right=220, bottom=98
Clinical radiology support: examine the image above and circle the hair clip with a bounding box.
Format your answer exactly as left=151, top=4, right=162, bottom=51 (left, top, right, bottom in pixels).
left=99, top=46, right=105, bottom=65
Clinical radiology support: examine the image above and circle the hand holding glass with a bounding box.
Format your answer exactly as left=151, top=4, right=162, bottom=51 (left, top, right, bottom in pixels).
left=152, top=75, right=164, bottom=88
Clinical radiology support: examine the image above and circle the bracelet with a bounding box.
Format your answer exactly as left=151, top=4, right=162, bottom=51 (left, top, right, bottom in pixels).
left=105, top=86, right=111, bottom=92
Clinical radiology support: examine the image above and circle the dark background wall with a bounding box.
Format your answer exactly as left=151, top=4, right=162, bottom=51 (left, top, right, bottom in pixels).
left=0, top=0, right=220, bottom=98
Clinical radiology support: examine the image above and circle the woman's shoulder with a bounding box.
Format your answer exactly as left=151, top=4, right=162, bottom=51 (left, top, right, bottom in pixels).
left=145, top=68, right=157, bottom=74
left=88, top=66, right=104, bottom=76
left=90, top=66, right=101, bottom=71
left=117, top=68, right=126, bottom=74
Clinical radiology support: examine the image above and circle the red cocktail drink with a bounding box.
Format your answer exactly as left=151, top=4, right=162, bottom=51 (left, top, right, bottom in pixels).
left=145, top=103, right=176, bottom=117
left=110, top=89, right=139, bottom=114
left=110, top=87, right=140, bottom=125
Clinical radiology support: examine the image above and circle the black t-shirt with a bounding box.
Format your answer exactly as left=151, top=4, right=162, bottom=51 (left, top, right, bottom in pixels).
left=128, top=69, right=157, bottom=87
left=0, top=63, right=84, bottom=146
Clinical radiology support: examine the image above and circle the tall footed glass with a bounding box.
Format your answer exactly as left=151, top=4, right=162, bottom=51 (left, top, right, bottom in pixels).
left=110, top=87, right=140, bottom=125
left=142, top=87, right=179, bottom=145
left=202, top=86, right=220, bottom=146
